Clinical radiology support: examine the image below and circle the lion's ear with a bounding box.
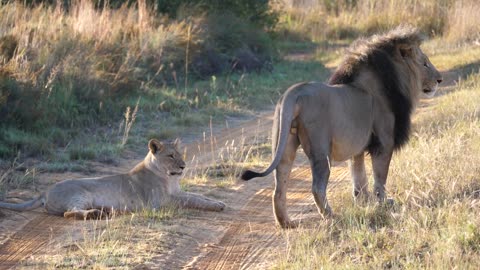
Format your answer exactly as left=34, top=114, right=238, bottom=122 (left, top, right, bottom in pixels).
left=148, top=139, right=164, bottom=154
left=397, top=43, right=414, bottom=58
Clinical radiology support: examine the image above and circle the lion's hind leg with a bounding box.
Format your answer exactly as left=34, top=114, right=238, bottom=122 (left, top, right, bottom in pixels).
left=298, top=126, right=332, bottom=219
left=273, top=132, right=300, bottom=229
left=309, top=156, right=332, bottom=218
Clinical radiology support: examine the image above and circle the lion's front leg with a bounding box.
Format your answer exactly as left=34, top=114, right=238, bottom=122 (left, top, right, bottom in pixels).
left=172, top=192, right=225, bottom=212
left=371, top=149, right=393, bottom=203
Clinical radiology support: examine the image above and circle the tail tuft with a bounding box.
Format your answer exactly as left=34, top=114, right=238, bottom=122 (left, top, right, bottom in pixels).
left=240, top=170, right=260, bottom=181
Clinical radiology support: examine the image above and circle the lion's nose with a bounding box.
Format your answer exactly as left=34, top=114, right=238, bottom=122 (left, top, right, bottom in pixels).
left=437, top=78, right=443, bottom=84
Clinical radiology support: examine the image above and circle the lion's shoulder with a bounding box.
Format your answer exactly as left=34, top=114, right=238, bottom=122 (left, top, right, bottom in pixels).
left=328, top=26, right=427, bottom=150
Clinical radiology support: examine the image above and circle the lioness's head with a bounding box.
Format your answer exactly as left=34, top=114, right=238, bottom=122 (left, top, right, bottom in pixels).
left=146, top=139, right=185, bottom=176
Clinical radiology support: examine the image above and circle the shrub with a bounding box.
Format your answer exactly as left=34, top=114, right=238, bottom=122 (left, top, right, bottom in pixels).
left=153, top=0, right=278, bottom=29
left=192, top=11, right=276, bottom=77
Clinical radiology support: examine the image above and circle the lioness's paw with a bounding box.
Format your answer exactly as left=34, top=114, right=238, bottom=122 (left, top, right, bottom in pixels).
left=213, top=201, right=226, bottom=211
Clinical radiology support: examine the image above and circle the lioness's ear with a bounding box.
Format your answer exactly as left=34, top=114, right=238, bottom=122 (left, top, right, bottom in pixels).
left=397, top=43, right=414, bottom=58
left=173, top=138, right=181, bottom=148
left=148, top=139, right=164, bottom=154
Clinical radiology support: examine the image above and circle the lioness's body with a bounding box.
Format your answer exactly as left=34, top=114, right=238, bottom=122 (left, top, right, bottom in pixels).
left=44, top=164, right=176, bottom=216
left=0, top=139, right=225, bottom=218
left=242, top=27, right=443, bottom=228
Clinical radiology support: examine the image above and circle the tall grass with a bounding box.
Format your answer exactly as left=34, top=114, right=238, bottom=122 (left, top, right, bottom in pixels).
left=0, top=0, right=197, bottom=126
left=277, top=0, right=479, bottom=43
left=446, top=0, right=480, bottom=43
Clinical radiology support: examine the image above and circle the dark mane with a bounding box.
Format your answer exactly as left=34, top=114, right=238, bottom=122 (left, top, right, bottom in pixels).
left=328, top=26, right=424, bottom=152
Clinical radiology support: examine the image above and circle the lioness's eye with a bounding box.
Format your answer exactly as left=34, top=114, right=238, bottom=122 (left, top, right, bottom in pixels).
left=423, top=62, right=429, bottom=68
left=169, top=154, right=174, bottom=159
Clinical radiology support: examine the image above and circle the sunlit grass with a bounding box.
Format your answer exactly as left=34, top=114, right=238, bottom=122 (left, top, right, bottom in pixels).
left=276, top=0, right=479, bottom=44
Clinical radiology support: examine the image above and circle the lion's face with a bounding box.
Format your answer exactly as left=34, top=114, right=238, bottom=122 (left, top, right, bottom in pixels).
left=148, top=139, right=186, bottom=176
left=419, top=52, right=443, bottom=98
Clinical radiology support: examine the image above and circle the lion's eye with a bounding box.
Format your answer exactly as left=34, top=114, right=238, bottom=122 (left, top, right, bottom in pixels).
left=423, top=62, right=429, bottom=68
left=168, top=154, right=175, bottom=159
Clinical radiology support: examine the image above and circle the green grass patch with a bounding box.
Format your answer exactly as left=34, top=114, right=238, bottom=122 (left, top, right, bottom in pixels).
left=36, top=161, right=91, bottom=173
left=68, top=143, right=123, bottom=163
left=0, top=127, right=54, bottom=158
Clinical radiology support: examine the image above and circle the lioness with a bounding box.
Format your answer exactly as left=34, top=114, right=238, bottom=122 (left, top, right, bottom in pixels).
left=0, top=139, right=225, bottom=219
left=241, top=26, right=442, bottom=228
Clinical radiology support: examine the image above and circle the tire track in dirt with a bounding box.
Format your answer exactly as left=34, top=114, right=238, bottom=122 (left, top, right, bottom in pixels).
left=0, top=214, right=73, bottom=269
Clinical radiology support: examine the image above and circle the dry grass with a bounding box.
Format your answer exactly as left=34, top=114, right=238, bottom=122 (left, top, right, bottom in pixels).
left=276, top=0, right=480, bottom=44
left=427, top=45, right=480, bottom=71
left=182, top=119, right=271, bottom=189
left=120, top=97, right=140, bottom=146
left=445, top=0, right=480, bottom=43
left=0, top=0, right=197, bottom=95
left=20, top=206, right=184, bottom=269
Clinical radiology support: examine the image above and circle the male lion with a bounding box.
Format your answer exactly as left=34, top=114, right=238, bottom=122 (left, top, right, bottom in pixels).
left=241, top=26, right=442, bottom=228
left=0, top=139, right=225, bottom=219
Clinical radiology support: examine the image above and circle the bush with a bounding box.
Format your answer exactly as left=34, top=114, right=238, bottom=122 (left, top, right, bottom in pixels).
left=153, top=0, right=277, bottom=29
left=191, top=12, right=276, bottom=78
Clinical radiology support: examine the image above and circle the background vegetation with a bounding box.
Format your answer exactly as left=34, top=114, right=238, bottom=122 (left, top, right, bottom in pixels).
left=1, top=0, right=479, bottom=160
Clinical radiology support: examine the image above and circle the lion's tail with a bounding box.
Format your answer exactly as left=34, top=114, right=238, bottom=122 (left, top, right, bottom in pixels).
left=0, top=195, right=45, bottom=212
left=241, top=83, right=306, bottom=181
left=240, top=169, right=265, bottom=181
